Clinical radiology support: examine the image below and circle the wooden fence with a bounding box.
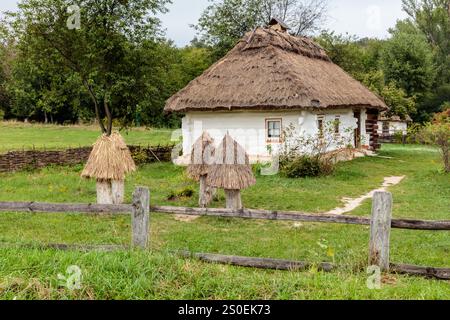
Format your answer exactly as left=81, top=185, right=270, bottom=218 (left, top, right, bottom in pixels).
left=0, top=145, right=174, bottom=172
left=0, top=187, right=449, bottom=280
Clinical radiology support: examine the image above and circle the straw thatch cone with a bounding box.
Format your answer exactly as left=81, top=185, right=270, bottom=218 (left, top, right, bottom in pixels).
left=207, top=133, right=256, bottom=210
left=187, top=132, right=216, bottom=208
left=82, top=132, right=136, bottom=204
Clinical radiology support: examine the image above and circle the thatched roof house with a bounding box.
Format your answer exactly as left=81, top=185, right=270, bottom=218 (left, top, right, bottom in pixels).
left=378, top=112, right=413, bottom=137
left=166, top=21, right=388, bottom=163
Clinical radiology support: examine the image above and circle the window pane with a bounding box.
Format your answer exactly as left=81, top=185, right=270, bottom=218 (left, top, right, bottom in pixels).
left=267, top=120, right=281, bottom=138
left=269, top=122, right=275, bottom=130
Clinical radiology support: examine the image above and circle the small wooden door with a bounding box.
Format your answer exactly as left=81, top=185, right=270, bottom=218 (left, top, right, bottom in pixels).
left=354, top=111, right=361, bottom=148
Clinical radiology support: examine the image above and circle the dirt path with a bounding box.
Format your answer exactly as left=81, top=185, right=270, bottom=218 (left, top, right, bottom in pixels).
left=326, top=176, right=405, bottom=215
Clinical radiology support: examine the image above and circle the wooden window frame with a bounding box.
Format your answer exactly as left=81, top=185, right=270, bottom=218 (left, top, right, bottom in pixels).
left=317, top=114, right=325, bottom=138
left=334, top=115, right=341, bottom=136
left=265, top=118, right=283, bottom=144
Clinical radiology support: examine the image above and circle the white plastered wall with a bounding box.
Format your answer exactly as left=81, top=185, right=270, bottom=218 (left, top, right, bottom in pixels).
left=180, top=109, right=365, bottom=164
left=377, top=121, right=408, bottom=135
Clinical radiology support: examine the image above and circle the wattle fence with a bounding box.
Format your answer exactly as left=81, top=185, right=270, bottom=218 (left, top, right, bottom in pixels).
left=0, top=187, right=448, bottom=280
left=0, top=145, right=174, bottom=172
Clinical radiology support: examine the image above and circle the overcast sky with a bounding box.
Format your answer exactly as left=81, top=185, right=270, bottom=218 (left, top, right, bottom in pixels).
left=0, top=0, right=408, bottom=46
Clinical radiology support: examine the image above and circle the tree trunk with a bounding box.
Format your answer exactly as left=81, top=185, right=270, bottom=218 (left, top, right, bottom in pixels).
left=104, top=97, right=113, bottom=136
left=111, top=180, right=125, bottom=204
left=96, top=180, right=113, bottom=204
left=225, top=189, right=242, bottom=210
left=199, top=175, right=214, bottom=208
left=444, top=149, right=449, bottom=173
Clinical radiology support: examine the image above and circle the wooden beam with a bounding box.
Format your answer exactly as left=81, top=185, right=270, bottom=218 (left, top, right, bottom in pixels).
left=177, top=251, right=335, bottom=272
left=152, top=206, right=450, bottom=231
left=369, top=191, right=393, bottom=271
left=0, top=243, right=127, bottom=252
left=0, top=202, right=132, bottom=214
left=0, top=202, right=448, bottom=231
left=131, top=187, right=150, bottom=249
left=152, top=206, right=372, bottom=225
left=390, top=263, right=450, bottom=280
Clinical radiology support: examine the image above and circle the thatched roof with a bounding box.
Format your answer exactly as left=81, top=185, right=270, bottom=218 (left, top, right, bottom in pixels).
left=165, top=27, right=388, bottom=113
left=187, top=132, right=215, bottom=181
left=81, top=132, right=136, bottom=181
left=207, top=134, right=256, bottom=190
left=380, top=112, right=413, bottom=122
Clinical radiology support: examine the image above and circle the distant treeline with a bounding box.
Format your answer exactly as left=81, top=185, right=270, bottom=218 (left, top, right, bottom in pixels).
left=0, top=0, right=448, bottom=129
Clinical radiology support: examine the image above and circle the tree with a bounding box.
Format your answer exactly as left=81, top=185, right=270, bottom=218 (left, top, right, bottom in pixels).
left=402, top=0, right=450, bottom=83
left=380, top=82, right=416, bottom=120
left=402, top=0, right=450, bottom=121
left=8, top=0, right=170, bottom=134
left=381, top=21, right=436, bottom=101
left=316, top=32, right=368, bottom=79
left=0, top=44, right=9, bottom=118
left=196, top=0, right=329, bottom=57
left=419, top=109, right=450, bottom=172
left=5, top=41, right=85, bottom=123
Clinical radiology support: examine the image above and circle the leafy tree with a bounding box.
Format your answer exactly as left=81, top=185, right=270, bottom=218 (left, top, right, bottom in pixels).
left=380, top=82, right=416, bottom=120
left=196, top=0, right=329, bottom=58
left=8, top=0, right=170, bottom=134
left=359, top=71, right=416, bottom=121
left=419, top=84, right=450, bottom=120
left=0, top=44, right=9, bottom=118
left=316, top=32, right=368, bottom=79
left=317, top=32, right=417, bottom=121
left=5, top=40, right=85, bottom=123
left=381, top=21, right=436, bottom=101
left=419, top=109, right=450, bottom=172
left=402, top=0, right=450, bottom=83
left=401, top=0, right=450, bottom=121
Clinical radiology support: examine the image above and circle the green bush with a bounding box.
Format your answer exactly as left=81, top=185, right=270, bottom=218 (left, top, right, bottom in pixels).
left=280, top=156, right=324, bottom=178
left=167, top=187, right=195, bottom=201
left=132, top=149, right=148, bottom=165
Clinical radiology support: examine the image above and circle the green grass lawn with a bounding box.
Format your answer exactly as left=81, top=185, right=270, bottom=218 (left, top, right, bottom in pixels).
left=0, top=144, right=449, bottom=299
left=0, top=121, right=173, bottom=152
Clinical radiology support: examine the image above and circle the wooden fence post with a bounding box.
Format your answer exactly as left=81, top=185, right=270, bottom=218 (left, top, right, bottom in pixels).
left=369, top=191, right=393, bottom=271
left=132, top=187, right=150, bottom=249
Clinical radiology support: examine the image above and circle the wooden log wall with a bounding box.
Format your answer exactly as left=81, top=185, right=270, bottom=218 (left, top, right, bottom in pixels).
left=366, top=109, right=381, bottom=151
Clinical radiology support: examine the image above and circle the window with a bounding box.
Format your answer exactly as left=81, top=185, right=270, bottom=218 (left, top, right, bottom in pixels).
left=317, top=115, right=325, bottom=137
left=266, top=119, right=282, bottom=143
left=382, top=122, right=390, bottom=136
left=334, top=116, right=341, bottom=135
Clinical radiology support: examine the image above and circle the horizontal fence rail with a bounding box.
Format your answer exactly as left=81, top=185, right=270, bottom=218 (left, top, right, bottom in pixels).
left=152, top=206, right=450, bottom=231
left=0, top=202, right=132, bottom=214
left=0, top=202, right=448, bottom=231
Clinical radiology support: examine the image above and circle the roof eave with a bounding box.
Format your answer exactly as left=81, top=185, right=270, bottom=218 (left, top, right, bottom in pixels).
left=165, top=103, right=388, bottom=114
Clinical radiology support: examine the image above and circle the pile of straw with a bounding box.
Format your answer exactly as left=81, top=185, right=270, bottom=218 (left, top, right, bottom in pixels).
left=187, top=132, right=215, bottom=181
left=81, top=132, right=136, bottom=181
left=207, top=134, right=256, bottom=190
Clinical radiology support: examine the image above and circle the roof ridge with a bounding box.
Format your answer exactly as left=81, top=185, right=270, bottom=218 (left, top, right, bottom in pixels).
left=240, top=27, right=331, bottom=62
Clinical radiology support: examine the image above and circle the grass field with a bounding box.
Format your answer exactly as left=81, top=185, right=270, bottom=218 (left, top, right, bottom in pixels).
left=0, top=138, right=449, bottom=299
left=0, top=121, right=173, bottom=152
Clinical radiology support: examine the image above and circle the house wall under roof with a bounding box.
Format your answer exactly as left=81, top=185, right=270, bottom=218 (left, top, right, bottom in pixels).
left=377, top=120, right=408, bottom=136
left=178, top=108, right=370, bottom=164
